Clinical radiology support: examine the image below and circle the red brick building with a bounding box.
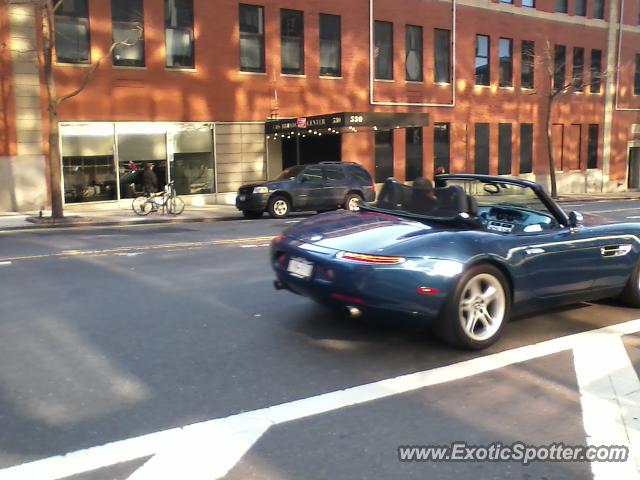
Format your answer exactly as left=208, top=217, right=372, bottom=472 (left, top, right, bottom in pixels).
left=1, top=0, right=639, bottom=211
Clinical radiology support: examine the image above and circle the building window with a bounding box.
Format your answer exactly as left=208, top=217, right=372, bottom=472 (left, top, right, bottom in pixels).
left=499, top=38, right=513, bottom=87
left=375, top=131, right=394, bottom=182
left=635, top=54, right=640, bottom=95
left=112, top=0, right=144, bottom=67
left=499, top=0, right=513, bottom=3
left=572, top=47, right=584, bottom=92
left=587, top=125, right=599, bottom=169
left=498, top=124, right=512, bottom=175
left=555, top=0, right=568, bottom=13
left=405, top=128, right=423, bottom=181
left=593, top=0, right=605, bottom=19
left=165, top=0, right=194, bottom=69
left=475, top=35, right=490, bottom=86
left=590, top=49, right=602, bottom=93
left=474, top=123, right=490, bottom=174
left=319, top=14, right=341, bottom=77
left=521, top=40, right=535, bottom=89
left=522, top=0, right=535, bottom=6
left=405, top=25, right=423, bottom=82
left=434, top=123, right=450, bottom=173
left=239, top=4, right=265, bottom=73
left=54, top=0, right=90, bottom=64
left=520, top=124, right=533, bottom=174
left=554, top=44, right=566, bottom=90
left=375, top=21, right=393, bottom=80
left=434, top=29, right=451, bottom=83
left=281, top=9, right=304, bottom=75
left=173, top=128, right=215, bottom=195
left=575, top=0, right=587, bottom=16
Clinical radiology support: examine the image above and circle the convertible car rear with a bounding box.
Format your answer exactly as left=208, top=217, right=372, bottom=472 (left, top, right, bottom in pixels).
left=271, top=175, right=640, bottom=349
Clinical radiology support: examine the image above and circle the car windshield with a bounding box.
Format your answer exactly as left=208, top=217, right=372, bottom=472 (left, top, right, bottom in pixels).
left=274, top=165, right=306, bottom=180
left=362, top=177, right=559, bottom=230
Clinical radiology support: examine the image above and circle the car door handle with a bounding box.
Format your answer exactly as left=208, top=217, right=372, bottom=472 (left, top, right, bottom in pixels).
left=600, top=244, right=632, bottom=257
left=525, top=247, right=545, bottom=255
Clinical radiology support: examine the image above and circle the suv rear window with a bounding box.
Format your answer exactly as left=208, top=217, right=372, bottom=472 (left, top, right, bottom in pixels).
left=346, top=165, right=373, bottom=185
left=323, top=165, right=346, bottom=181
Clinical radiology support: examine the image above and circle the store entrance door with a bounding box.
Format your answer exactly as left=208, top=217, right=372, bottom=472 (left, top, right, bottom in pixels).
left=629, top=147, right=640, bottom=190
left=282, top=134, right=341, bottom=169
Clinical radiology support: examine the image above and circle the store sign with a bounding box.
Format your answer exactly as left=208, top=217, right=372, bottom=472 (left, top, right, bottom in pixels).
left=296, top=118, right=307, bottom=129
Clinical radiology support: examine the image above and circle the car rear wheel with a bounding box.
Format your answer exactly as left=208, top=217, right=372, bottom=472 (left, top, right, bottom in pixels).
left=619, top=260, right=640, bottom=307
left=268, top=196, right=290, bottom=218
left=434, top=264, right=510, bottom=350
left=344, top=192, right=363, bottom=212
left=242, top=210, right=263, bottom=219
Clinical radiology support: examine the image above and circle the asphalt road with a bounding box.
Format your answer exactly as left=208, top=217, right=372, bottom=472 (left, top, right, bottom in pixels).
left=0, top=199, right=639, bottom=480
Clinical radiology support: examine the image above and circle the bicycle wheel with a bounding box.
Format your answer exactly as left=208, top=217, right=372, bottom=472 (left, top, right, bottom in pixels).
left=132, top=196, right=153, bottom=216
left=167, top=196, right=185, bottom=215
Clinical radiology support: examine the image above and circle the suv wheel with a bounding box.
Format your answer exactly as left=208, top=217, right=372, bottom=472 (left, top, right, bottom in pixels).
left=268, top=196, right=291, bottom=218
left=344, top=192, right=363, bottom=212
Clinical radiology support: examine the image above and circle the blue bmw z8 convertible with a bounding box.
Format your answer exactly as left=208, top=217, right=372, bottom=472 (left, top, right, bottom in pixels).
left=271, top=174, right=640, bottom=349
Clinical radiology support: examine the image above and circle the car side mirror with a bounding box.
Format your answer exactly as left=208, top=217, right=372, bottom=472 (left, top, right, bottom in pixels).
left=568, top=211, right=583, bottom=229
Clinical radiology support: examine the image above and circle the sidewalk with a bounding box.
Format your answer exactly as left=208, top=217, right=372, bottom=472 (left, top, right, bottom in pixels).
left=0, top=204, right=243, bottom=232
left=1, top=191, right=639, bottom=232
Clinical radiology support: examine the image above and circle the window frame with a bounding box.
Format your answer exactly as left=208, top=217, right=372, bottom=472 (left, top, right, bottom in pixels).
left=572, top=47, right=585, bottom=92
left=520, top=124, right=534, bottom=174
left=553, top=44, right=566, bottom=91
left=587, top=124, right=599, bottom=169
left=405, top=24, right=423, bottom=82
left=434, top=29, right=451, bottom=84
left=474, top=123, right=490, bottom=175
left=319, top=13, right=341, bottom=77
left=374, top=20, right=394, bottom=80
left=54, top=0, right=91, bottom=65
left=434, top=123, right=451, bottom=173
left=590, top=49, right=602, bottom=94
left=475, top=34, right=491, bottom=86
left=111, top=0, right=145, bottom=68
left=499, top=37, right=513, bottom=88
left=498, top=123, right=512, bottom=175
left=164, top=0, right=195, bottom=69
left=239, top=4, right=266, bottom=73
left=405, top=127, right=423, bottom=181
left=521, top=40, right=535, bottom=89
left=280, top=9, right=305, bottom=75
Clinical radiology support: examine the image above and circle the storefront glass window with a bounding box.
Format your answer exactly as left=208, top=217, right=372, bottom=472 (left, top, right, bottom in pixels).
left=173, top=128, right=215, bottom=195
left=61, top=124, right=116, bottom=203
left=117, top=131, right=167, bottom=198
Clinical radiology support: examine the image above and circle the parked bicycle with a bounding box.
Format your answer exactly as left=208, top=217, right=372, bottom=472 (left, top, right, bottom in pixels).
left=132, top=181, right=185, bottom=216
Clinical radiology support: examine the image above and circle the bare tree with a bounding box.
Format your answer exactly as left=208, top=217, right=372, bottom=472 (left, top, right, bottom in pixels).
left=1, top=0, right=140, bottom=218
left=535, top=41, right=607, bottom=199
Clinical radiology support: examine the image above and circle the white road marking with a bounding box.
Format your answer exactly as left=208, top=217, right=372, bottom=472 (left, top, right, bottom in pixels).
left=582, top=207, right=640, bottom=214
left=562, top=204, right=585, bottom=208
left=285, top=220, right=300, bottom=224
left=574, top=335, right=640, bottom=479
left=1, top=319, right=640, bottom=480
left=0, top=261, right=11, bottom=266
left=628, top=216, right=640, bottom=219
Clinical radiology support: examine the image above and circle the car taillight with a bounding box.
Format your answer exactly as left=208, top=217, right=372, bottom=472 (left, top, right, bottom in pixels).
left=337, top=252, right=406, bottom=265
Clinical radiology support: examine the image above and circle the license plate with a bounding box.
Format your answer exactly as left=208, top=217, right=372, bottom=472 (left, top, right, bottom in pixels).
left=239, top=194, right=247, bottom=201
left=287, top=257, right=313, bottom=279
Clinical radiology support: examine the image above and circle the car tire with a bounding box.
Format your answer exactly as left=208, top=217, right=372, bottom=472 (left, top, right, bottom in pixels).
left=242, top=210, right=263, bottom=219
left=619, top=259, right=640, bottom=307
left=433, top=264, right=511, bottom=350
left=268, top=196, right=291, bottom=218
left=344, top=192, right=363, bottom=212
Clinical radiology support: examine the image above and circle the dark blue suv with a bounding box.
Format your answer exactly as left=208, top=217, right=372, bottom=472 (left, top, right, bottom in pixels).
left=236, top=162, right=376, bottom=219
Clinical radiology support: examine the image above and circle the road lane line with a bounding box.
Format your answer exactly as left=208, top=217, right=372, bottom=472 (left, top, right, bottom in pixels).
left=628, top=216, right=640, bottom=219
left=574, top=335, right=640, bottom=479
left=2, top=319, right=640, bottom=480
left=0, top=236, right=275, bottom=263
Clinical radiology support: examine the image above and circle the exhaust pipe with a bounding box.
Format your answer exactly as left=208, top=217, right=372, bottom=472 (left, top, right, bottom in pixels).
left=346, top=306, right=362, bottom=318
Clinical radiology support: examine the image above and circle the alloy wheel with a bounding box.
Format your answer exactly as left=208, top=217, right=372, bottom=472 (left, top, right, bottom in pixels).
left=458, top=273, right=506, bottom=342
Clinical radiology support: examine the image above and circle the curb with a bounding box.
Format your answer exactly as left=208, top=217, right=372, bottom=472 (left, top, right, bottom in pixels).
left=0, top=215, right=244, bottom=232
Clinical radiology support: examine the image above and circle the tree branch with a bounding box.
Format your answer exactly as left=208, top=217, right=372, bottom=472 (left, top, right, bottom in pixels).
left=56, top=27, right=141, bottom=105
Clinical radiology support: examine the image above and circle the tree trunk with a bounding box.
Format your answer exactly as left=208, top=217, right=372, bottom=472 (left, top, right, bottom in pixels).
left=42, top=2, right=63, bottom=218
left=545, top=94, right=558, bottom=199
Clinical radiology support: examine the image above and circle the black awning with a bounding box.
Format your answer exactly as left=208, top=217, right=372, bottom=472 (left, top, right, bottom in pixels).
left=265, top=112, right=429, bottom=135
